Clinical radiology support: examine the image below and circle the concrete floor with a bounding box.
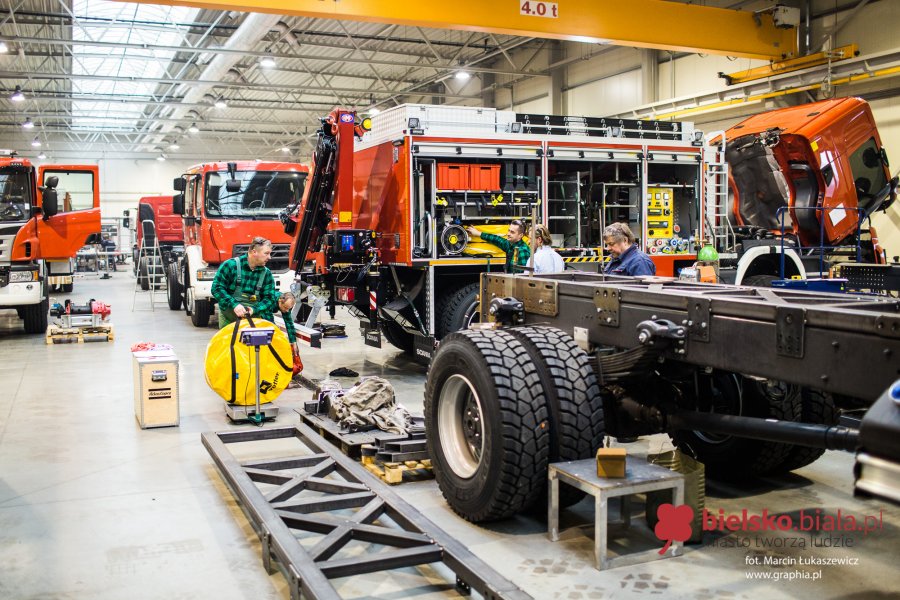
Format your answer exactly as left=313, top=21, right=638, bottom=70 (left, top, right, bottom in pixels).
left=0, top=271, right=898, bottom=600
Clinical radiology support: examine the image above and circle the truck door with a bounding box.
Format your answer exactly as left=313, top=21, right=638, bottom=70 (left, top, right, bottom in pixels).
left=35, top=165, right=101, bottom=259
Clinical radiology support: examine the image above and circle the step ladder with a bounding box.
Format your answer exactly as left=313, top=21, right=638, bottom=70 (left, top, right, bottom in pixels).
left=131, top=219, right=167, bottom=311
left=703, top=131, right=735, bottom=254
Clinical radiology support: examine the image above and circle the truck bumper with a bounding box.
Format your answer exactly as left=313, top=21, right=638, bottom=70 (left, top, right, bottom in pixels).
left=0, top=281, right=43, bottom=306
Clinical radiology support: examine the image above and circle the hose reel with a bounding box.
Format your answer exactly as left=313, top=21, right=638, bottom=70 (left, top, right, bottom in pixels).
left=439, top=223, right=468, bottom=256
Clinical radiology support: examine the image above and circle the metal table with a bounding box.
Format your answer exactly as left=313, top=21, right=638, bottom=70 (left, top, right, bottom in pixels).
left=548, top=457, right=685, bottom=570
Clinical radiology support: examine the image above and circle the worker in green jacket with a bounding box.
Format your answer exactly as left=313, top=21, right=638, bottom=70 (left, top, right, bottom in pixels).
left=466, top=219, right=531, bottom=273
left=211, top=236, right=297, bottom=345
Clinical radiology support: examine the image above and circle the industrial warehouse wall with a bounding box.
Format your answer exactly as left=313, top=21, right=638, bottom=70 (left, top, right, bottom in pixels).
left=97, top=159, right=195, bottom=220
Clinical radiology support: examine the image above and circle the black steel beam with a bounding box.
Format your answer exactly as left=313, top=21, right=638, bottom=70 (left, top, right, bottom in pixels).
left=203, top=425, right=532, bottom=600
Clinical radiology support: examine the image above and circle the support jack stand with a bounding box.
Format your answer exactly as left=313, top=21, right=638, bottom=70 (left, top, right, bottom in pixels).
left=225, top=326, right=280, bottom=425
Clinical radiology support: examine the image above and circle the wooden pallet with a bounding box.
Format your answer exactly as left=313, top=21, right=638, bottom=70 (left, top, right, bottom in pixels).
left=295, top=408, right=411, bottom=459
left=46, top=323, right=115, bottom=344
left=361, top=455, right=434, bottom=485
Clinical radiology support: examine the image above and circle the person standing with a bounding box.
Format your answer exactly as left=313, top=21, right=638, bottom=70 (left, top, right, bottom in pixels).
left=211, top=236, right=298, bottom=349
left=603, top=222, right=656, bottom=276
left=465, top=219, right=531, bottom=273
left=528, top=224, right=565, bottom=273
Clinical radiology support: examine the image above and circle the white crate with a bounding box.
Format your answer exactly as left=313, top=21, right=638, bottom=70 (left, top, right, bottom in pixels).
left=133, top=350, right=179, bottom=429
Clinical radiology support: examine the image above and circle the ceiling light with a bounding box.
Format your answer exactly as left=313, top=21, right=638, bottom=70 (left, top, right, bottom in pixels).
left=0, top=41, right=8, bottom=53
left=259, top=49, right=276, bottom=69
left=454, top=70, right=470, bottom=81
left=281, top=146, right=291, bottom=153
left=10, top=86, right=25, bottom=102
left=170, top=143, right=180, bottom=150
left=214, top=98, right=227, bottom=109
left=31, top=137, right=41, bottom=147
left=188, top=123, right=199, bottom=133
left=37, top=152, right=46, bottom=160
left=22, top=117, right=34, bottom=129
left=157, top=154, right=166, bottom=161
left=369, top=107, right=381, bottom=116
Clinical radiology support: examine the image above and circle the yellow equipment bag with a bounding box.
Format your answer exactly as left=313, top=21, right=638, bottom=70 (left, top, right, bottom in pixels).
left=463, top=224, right=529, bottom=258
left=204, top=317, right=292, bottom=405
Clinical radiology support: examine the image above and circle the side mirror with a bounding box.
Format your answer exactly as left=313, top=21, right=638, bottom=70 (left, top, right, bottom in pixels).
left=173, top=177, right=186, bottom=191
left=41, top=189, right=59, bottom=220
left=173, top=193, right=184, bottom=215
left=225, top=179, right=242, bottom=192
left=40, top=176, right=60, bottom=220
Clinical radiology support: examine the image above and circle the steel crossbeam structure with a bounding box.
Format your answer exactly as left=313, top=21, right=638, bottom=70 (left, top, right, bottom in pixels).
left=202, top=423, right=532, bottom=600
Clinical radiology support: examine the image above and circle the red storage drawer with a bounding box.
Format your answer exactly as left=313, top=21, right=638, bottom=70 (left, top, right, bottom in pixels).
left=470, top=164, right=500, bottom=191
left=437, top=163, right=470, bottom=190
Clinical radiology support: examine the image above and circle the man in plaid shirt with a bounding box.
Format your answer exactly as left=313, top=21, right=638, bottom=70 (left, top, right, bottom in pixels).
left=211, top=236, right=297, bottom=345
left=465, top=219, right=531, bottom=273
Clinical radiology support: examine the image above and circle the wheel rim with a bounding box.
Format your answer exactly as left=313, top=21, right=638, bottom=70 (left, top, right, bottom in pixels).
left=437, top=374, right=485, bottom=479
left=186, top=285, right=195, bottom=314
left=694, top=373, right=742, bottom=445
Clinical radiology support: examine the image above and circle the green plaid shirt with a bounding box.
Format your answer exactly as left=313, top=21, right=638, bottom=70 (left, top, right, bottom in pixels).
left=480, top=232, right=532, bottom=273
left=212, top=255, right=296, bottom=342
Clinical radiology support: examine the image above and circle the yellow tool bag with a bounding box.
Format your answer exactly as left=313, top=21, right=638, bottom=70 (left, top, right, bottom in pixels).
left=463, top=224, right=530, bottom=258
left=204, top=317, right=292, bottom=405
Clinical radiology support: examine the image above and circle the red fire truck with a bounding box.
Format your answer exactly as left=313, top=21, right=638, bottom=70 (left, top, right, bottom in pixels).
left=169, top=161, right=308, bottom=327
left=0, top=155, right=100, bottom=333
left=286, top=105, right=719, bottom=357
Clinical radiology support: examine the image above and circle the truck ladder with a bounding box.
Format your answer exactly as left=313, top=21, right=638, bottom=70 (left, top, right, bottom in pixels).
left=703, top=132, right=735, bottom=254
left=202, top=424, right=531, bottom=600
left=131, top=219, right=166, bottom=311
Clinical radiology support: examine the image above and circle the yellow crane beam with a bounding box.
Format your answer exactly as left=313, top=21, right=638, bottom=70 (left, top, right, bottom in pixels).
left=123, top=0, right=797, bottom=60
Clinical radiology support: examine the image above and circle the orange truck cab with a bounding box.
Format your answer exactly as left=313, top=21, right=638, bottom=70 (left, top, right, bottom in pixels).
left=169, top=161, right=308, bottom=327
left=0, top=155, right=100, bottom=332
left=723, top=97, right=896, bottom=284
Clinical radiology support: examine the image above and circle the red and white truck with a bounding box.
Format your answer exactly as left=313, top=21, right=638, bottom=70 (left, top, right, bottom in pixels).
left=169, top=161, right=308, bottom=327
left=0, top=155, right=100, bottom=332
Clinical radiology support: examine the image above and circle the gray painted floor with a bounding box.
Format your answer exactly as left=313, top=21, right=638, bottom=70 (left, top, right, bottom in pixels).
left=0, top=271, right=897, bottom=599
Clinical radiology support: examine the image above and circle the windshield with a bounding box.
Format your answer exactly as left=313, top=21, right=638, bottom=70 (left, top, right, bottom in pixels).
left=205, top=170, right=307, bottom=219
left=0, top=169, right=31, bottom=222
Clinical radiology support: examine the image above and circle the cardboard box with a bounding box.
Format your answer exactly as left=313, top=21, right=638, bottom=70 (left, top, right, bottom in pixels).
left=596, top=448, right=627, bottom=478
left=133, top=351, right=179, bottom=429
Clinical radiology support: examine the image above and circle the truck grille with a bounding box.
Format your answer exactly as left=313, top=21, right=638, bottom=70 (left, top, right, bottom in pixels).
left=232, top=243, right=291, bottom=272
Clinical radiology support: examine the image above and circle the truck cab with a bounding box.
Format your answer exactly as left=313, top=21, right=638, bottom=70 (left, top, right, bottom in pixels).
left=722, top=97, right=896, bottom=284
left=170, top=161, right=308, bottom=327
left=0, top=157, right=100, bottom=332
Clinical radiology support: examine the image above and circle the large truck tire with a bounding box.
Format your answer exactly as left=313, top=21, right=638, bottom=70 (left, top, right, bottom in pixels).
left=166, top=263, right=183, bottom=311
left=425, top=329, right=550, bottom=522
left=773, top=388, right=839, bottom=473
left=742, top=274, right=778, bottom=287
left=22, top=288, right=49, bottom=334
left=138, top=258, right=150, bottom=291
left=191, top=298, right=211, bottom=327
left=672, top=374, right=801, bottom=479
left=507, top=326, right=606, bottom=507
left=380, top=319, right=414, bottom=353
left=435, top=283, right=479, bottom=338
left=61, top=282, right=73, bottom=293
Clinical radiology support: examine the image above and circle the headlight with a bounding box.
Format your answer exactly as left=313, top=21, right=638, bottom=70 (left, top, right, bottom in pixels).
left=196, top=269, right=217, bottom=281
left=10, top=270, right=38, bottom=283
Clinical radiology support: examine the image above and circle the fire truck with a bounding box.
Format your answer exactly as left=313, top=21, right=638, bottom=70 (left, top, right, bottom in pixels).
left=286, top=104, right=719, bottom=356
left=0, top=156, right=100, bottom=333
left=286, top=99, right=897, bottom=354
left=168, top=161, right=308, bottom=327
